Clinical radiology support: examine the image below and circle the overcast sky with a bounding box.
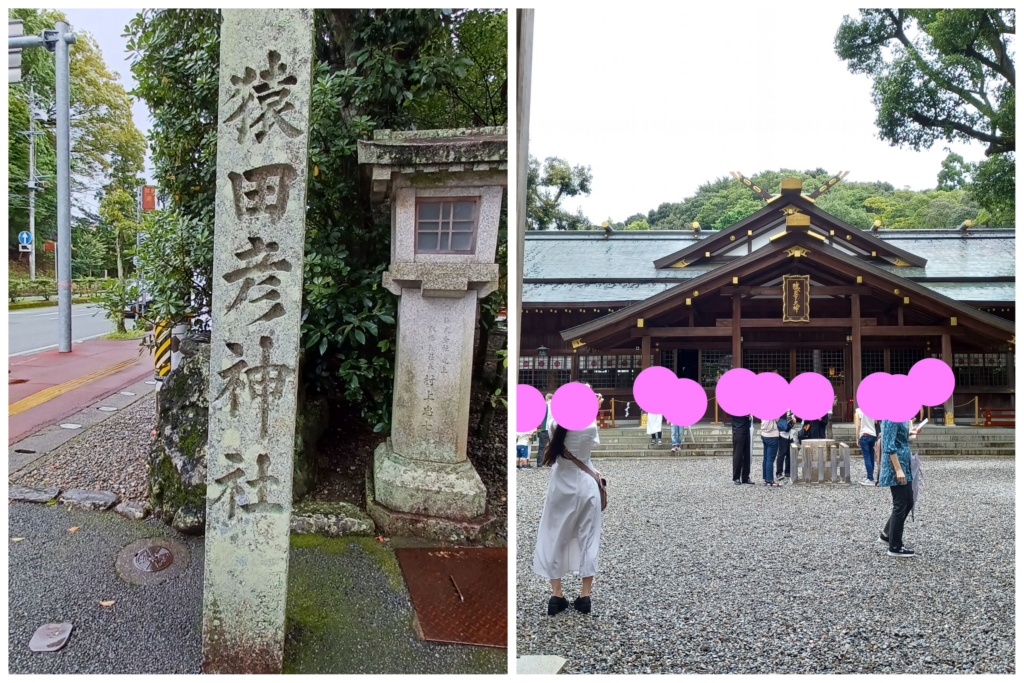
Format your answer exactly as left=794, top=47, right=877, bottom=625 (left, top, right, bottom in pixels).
left=59, top=8, right=154, bottom=209
left=528, top=5, right=992, bottom=225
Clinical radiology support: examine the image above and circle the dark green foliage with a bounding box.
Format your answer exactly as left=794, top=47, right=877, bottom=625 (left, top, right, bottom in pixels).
left=126, top=9, right=507, bottom=432
left=835, top=9, right=1014, bottom=220
left=526, top=155, right=593, bottom=230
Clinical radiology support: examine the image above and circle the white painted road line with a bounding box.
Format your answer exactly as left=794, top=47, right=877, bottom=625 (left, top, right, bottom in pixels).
left=8, top=332, right=111, bottom=357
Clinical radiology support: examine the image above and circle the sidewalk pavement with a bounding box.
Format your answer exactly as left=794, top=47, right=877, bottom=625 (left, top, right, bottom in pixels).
left=9, top=339, right=154, bottom=445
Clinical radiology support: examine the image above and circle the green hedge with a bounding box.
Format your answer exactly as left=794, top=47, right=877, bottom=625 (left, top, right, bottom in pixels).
left=8, top=277, right=115, bottom=302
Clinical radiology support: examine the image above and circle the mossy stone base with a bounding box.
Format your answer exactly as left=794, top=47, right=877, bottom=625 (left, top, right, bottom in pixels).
left=291, top=500, right=375, bottom=537
left=366, top=466, right=496, bottom=544
left=372, top=440, right=486, bottom=520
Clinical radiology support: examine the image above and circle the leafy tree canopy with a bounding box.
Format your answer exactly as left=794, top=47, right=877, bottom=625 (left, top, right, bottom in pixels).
left=835, top=9, right=1014, bottom=220
left=525, top=155, right=593, bottom=230
left=8, top=8, right=146, bottom=254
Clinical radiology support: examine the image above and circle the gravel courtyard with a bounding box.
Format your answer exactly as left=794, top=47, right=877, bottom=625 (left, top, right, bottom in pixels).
left=516, top=457, right=1015, bottom=674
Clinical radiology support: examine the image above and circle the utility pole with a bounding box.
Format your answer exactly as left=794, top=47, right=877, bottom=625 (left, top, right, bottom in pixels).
left=27, top=84, right=37, bottom=280
left=54, top=19, right=73, bottom=352
left=10, top=23, right=75, bottom=339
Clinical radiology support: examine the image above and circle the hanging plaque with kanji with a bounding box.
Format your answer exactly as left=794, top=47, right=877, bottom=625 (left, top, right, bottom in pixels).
left=201, top=8, right=313, bottom=675
left=782, top=274, right=811, bottom=323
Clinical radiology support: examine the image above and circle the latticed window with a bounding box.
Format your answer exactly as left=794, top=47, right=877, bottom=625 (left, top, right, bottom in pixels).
left=890, top=349, right=925, bottom=376
left=416, top=198, right=478, bottom=254
left=661, top=350, right=675, bottom=373
left=519, top=355, right=572, bottom=391
left=954, top=353, right=1009, bottom=387
left=742, top=350, right=789, bottom=376
left=701, top=351, right=732, bottom=388
left=796, top=349, right=844, bottom=387
left=578, top=354, right=643, bottom=389
left=862, top=350, right=884, bottom=376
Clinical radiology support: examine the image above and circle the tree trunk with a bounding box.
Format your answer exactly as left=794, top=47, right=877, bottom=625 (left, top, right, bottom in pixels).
left=116, top=233, right=124, bottom=281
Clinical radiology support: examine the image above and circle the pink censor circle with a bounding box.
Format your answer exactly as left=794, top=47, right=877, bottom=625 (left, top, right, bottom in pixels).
left=551, top=382, right=599, bottom=430
left=663, top=378, right=708, bottom=426
left=888, top=374, right=921, bottom=422
left=516, top=384, right=546, bottom=432
left=909, top=358, right=955, bottom=406
left=633, top=366, right=679, bottom=414
left=715, top=368, right=756, bottom=416
left=856, top=373, right=889, bottom=422
left=789, top=372, right=834, bottom=420
left=751, top=372, right=790, bottom=420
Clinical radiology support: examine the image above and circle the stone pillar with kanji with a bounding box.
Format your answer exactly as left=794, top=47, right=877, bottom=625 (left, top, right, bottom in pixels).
left=201, top=9, right=313, bottom=674
left=357, top=128, right=507, bottom=541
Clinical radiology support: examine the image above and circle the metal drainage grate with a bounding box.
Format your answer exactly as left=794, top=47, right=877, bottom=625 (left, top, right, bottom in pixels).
left=394, top=547, right=506, bottom=648
left=115, top=538, right=190, bottom=586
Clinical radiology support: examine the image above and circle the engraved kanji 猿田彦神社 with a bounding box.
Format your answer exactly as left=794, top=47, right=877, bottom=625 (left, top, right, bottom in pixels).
left=216, top=336, right=294, bottom=439
left=223, top=236, right=293, bottom=324
left=223, top=50, right=303, bottom=144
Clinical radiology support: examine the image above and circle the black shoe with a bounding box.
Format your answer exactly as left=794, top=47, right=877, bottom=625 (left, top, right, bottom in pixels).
left=879, top=532, right=889, bottom=544
left=887, top=546, right=916, bottom=558
left=733, top=479, right=742, bottom=485
left=572, top=596, right=591, bottom=614
left=741, top=480, right=755, bottom=485
left=547, top=595, right=569, bottom=615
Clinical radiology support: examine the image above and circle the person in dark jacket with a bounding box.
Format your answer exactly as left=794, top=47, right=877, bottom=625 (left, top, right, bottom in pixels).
left=803, top=412, right=830, bottom=440
left=775, top=411, right=795, bottom=480
left=731, top=413, right=753, bottom=484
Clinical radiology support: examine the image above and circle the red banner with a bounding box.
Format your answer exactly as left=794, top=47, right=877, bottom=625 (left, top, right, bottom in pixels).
left=142, top=185, right=156, bottom=211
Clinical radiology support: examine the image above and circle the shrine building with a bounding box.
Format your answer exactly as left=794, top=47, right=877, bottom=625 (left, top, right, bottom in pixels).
left=520, top=176, right=1015, bottom=424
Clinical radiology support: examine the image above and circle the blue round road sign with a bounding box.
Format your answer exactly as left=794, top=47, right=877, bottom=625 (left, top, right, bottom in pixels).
left=18, top=231, right=32, bottom=245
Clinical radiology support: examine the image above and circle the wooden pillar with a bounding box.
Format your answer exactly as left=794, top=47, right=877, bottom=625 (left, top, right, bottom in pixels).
left=641, top=335, right=651, bottom=369
left=688, top=308, right=694, bottom=327
left=570, top=353, right=579, bottom=382
left=942, top=333, right=954, bottom=424
left=883, top=348, right=891, bottom=373
left=789, top=347, right=797, bottom=380
left=732, top=294, right=742, bottom=368
left=1008, top=347, right=1015, bottom=409
left=851, top=294, right=862, bottom=406
left=897, top=305, right=904, bottom=326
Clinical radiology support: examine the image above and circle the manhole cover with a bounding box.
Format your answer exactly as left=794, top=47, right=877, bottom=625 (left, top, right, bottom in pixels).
left=132, top=545, right=174, bottom=572
left=115, top=538, right=190, bottom=586
left=10, top=378, right=28, bottom=385
left=29, top=622, right=73, bottom=652
left=395, top=547, right=507, bottom=648
left=59, top=424, right=81, bottom=430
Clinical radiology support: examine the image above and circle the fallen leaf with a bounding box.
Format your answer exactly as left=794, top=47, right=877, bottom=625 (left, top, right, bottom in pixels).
left=45, top=500, right=57, bottom=506
left=67, top=527, right=80, bottom=533
left=99, top=600, right=115, bottom=607
left=11, top=537, right=25, bottom=542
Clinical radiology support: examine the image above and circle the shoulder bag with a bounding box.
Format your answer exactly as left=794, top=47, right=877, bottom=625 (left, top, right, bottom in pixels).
left=562, top=448, right=607, bottom=511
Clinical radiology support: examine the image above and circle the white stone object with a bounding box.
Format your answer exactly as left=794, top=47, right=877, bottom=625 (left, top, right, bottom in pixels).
left=200, top=8, right=313, bottom=674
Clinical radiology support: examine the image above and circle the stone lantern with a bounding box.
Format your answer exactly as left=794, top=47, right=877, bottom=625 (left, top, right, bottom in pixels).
left=357, top=127, right=506, bottom=540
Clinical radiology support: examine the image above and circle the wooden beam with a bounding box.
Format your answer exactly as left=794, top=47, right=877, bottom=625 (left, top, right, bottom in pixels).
left=897, top=305, right=904, bottom=326
left=720, top=286, right=870, bottom=296
left=863, top=326, right=962, bottom=336
left=851, top=293, right=861, bottom=406
left=641, top=335, right=651, bottom=369
left=732, top=294, right=742, bottom=368
left=715, top=318, right=878, bottom=328
left=632, top=327, right=734, bottom=338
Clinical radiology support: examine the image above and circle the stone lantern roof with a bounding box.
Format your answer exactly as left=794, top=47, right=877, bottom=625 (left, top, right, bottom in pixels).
left=357, top=126, right=508, bottom=201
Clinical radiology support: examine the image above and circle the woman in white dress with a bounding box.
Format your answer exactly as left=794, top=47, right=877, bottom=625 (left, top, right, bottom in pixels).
left=533, top=419, right=602, bottom=615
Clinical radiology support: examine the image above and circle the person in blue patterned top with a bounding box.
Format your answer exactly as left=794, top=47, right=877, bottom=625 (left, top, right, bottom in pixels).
left=878, top=419, right=918, bottom=557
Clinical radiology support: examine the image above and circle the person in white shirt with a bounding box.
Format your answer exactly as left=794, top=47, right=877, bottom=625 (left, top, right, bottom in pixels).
left=646, top=412, right=663, bottom=446
left=517, top=431, right=534, bottom=469
left=854, top=406, right=877, bottom=486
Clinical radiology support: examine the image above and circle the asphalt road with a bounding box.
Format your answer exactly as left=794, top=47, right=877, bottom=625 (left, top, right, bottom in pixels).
left=8, top=303, right=135, bottom=356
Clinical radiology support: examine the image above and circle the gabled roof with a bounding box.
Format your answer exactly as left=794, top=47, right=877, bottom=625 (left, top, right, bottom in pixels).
left=651, top=194, right=927, bottom=269
left=559, top=230, right=1015, bottom=348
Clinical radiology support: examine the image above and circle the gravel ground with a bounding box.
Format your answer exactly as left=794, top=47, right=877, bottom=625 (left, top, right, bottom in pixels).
left=8, top=502, right=203, bottom=674
left=15, top=395, right=155, bottom=503
left=516, top=457, right=1015, bottom=674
